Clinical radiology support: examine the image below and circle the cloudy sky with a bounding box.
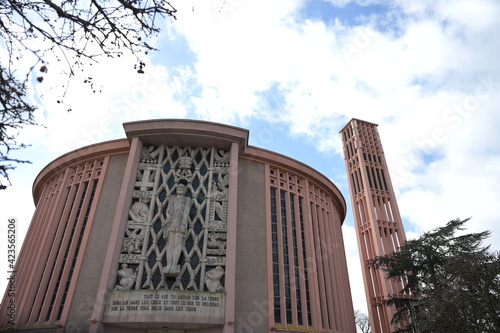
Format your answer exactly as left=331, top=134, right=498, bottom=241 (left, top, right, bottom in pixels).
left=1, top=0, right=500, bottom=318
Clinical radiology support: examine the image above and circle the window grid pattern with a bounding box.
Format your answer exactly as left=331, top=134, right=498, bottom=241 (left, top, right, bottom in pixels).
left=269, top=168, right=306, bottom=328
left=313, top=182, right=347, bottom=332
left=57, top=180, right=99, bottom=320
left=45, top=182, right=87, bottom=322
left=269, top=167, right=342, bottom=331
left=32, top=183, right=81, bottom=323
left=23, top=173, right=67, bottom=324
left=25, top=159, right=104, bottom=325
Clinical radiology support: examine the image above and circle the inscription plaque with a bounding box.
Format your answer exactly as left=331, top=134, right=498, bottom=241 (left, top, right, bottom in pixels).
left=103, top=290, right=225, bottom=325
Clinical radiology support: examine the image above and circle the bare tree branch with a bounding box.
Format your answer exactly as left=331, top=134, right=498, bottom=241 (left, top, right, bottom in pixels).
left=0, top=0, right=176, bottom=189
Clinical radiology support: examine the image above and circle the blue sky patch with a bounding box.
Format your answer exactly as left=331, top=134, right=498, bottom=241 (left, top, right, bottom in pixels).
left=300, top=0, right=388, bottom=26
left=155, top=33, right=197, bottom=68
left=255, top=81, right=289, bottom=112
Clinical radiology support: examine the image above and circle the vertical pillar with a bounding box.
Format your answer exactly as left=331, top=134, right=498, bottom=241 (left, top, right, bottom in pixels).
left=223, top=141, right=239, bottom=333
left=89, top=137, right=143, bottom=333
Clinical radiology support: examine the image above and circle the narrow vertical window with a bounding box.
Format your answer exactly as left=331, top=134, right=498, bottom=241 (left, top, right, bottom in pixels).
left=270, top=188, right=281, bottom=323
left=57, top=180, right=98, bottom=320
left=35, top=183, right=80, bottom=323
left=380, top=169, right=389, bottom=191
left=27, top=186, right=71, bottom=323
left=350, top=174, right=358, bottom=195
left=47, top=182, right=88, bottom=321
left=280, top=191, right=292, bottom=324
left=299, top=198, right=312, bottom=326
left=371, top=167, right=379, bottom=190
left=290, top=194, right=303, bottom=326
left=376, top=168, right=384, bottom=192
left=365, top=166, right=373, bottom=189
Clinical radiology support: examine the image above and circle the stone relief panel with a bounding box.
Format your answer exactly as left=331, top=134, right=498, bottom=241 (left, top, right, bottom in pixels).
left=115, top=145, right=230, bottom=292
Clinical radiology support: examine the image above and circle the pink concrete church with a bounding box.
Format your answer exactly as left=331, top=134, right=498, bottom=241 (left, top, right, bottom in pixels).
left=1, top=119, right=357, bottom=333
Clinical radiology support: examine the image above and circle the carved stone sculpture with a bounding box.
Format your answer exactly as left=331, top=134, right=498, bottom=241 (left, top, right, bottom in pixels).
left=212, top=173, right=229, bottom=223
left=207, top=232, right=227, bottom=256
left=175, top=153, right=193, bottom=183
left=162, top=179, right=192, bottom=277
left=205, top=266, right=225, bottom=293
left=122, top=227, right=145, bottom=254
left=128, top=197, right=150, bottom=224
left=114, top=264, right=137, bottom=290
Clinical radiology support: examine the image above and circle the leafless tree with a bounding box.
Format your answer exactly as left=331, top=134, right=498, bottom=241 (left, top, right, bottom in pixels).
left=355, top=310, right=371, bottom=333
left=0, top=0, right=176, bottom=189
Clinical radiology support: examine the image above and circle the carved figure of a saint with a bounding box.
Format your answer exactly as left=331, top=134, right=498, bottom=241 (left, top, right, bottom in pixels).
left=162, top=180, right=192, bottom=277
left=211, top=173, right=229, bottom=223
left=114, top=264, right=136, bottom=290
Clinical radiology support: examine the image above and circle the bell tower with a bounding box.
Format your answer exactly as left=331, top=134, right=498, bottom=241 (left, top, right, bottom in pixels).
left=340, top=119, right=407, bottom=333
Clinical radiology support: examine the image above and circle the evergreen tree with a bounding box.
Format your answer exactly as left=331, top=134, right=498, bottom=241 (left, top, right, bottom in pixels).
left=371, top=218, right=500, bottom=333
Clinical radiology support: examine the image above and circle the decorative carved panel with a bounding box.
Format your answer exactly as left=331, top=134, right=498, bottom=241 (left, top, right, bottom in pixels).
left=115, top=145, right=230, bottom=292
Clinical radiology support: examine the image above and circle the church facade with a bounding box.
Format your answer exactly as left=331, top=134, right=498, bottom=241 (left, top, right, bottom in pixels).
left=1, top=119, right=356, bottom=333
